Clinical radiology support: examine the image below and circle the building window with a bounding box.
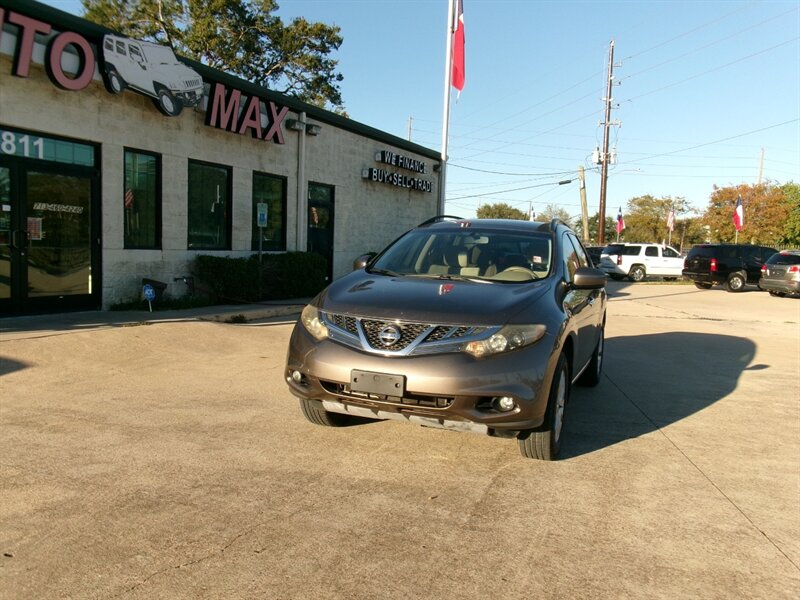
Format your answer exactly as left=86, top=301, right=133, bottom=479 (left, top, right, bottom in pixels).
left=188, top=160, right=231, bottom=250
left=251, top=172, right=287, bottom=251
left=124, top=149, right=160, bottom=249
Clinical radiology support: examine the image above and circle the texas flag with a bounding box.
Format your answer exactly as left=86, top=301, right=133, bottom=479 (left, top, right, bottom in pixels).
left=732, top=196, right=744, bottom=231
left=616, top=207, right=625, bottom=233
left=451, top=0, right=465, bottom=92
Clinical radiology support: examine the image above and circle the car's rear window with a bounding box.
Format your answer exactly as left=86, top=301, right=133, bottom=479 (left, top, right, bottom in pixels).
left=766, top=252, right=800, bottom=266
left=603, top=244, right=625, bottom=255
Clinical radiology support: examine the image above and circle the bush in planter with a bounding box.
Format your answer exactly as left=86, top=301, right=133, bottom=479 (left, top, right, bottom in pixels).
left=261, top=252, right=327, bottom=299
left=194, top=252, right=327, bottom=302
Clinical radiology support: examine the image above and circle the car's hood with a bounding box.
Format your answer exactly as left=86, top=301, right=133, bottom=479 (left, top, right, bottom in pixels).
left=316, top=270, right=551, bottom=325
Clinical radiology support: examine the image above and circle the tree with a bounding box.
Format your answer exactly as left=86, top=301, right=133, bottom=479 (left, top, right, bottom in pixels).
left=476, top=202, right=528, bottom=220
left=779, top=183, right=800, bottom=246
left=534, top=204, right=573, bottom=227
left=580, top=213, right=615, bottom=245
left=82, top=0, right=345, bottom=109
left=621, top=195, right=691, bottom=244
left=702, top=184, right=789, bottom=245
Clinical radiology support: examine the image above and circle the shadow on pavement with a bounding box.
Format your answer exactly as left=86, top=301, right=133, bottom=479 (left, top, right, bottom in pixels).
left=564, top=331, right=757, bottom=459
left=0, top=356, right=30, bottom=376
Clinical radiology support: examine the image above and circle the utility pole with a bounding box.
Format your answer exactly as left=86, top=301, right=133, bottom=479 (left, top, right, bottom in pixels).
left=597, top=40, right=619, bottom=245
left=407, top=116, right=414, bottom=142
left=578, top=165, right=589, bottom=243
left=757, top=147, right=764, bottom=184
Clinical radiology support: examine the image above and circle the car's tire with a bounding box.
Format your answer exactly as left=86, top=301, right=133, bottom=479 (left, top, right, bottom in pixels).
left=154, top=87, right=182, bottom=116
left=694, top=282, right=713, bottom=290
left=768, top=290, right=786, bottom=297
left=577, top=327, right=604, bottom=387
left=725, top=272, right=746, bottom=292
left=299, top=398, right=353, bottom=427
left=106, top=68, right=125, bottom=94
left=518, top=353, right=569, bottom=460
left=609, top=274, right=625, bottom=281
left=628, top=265, right=646, bottom=282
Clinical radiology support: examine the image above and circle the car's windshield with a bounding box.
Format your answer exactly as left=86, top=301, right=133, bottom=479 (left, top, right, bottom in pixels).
left=369, top=228, right=552, bottom=282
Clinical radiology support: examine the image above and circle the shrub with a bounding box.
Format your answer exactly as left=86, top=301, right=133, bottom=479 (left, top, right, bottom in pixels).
left=193, top=252, right=327, bottom=303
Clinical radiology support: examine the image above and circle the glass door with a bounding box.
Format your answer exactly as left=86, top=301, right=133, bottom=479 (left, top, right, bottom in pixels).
left=307, top=183, right=335, bottom=282
left=0, top=161, right=99, bottom=315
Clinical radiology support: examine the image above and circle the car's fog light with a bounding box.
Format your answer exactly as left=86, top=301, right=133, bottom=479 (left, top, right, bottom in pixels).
left=492, top=396, right=516, bottom=412
left=291, top=370, right=303, bottom=383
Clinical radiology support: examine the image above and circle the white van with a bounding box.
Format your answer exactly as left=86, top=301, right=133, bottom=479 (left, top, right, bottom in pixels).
left=102, top=35, right=204, bottom=116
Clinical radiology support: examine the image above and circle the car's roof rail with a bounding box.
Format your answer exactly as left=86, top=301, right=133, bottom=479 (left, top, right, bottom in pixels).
left=417, top=215, right=465, bottom=227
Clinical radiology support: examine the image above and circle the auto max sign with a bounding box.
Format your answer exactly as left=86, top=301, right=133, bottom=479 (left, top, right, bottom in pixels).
left=362, top=150, right=433, bottom=193
left=1, top=8, right=289, bottom=143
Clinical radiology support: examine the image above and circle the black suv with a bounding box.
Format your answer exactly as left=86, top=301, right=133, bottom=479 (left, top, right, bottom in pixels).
left=285, top=217, right=607, bottom=460
left=683, top=244, right=777, bottom=292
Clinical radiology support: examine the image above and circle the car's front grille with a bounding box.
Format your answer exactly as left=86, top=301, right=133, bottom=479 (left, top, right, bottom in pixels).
left=321, top=312, right=495, bottom=357
left=319, top=379, right=454, bottom=408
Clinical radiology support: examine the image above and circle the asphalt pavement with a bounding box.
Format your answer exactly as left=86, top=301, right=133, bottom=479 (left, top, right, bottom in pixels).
left=1, top=282, right=798, bottom=599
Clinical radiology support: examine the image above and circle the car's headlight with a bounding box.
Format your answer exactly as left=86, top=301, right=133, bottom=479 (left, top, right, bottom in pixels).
left=300, top=305, right=329, bottom=340
left=463, top=324, right=546, bottom=358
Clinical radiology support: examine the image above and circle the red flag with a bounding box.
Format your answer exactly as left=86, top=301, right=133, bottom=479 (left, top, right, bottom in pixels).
left=616, top=207, right=625, bottom=234
left=732, top=196, right=744, bottom=231
left=451, top=0, right=465, bottom=91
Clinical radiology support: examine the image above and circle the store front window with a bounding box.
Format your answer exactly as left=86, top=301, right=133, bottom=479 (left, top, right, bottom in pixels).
left=124, top=149, right=160, bottom=249
left=187, top=160, right=231, bottom=250
left=251, top=172, right=287, bottom=251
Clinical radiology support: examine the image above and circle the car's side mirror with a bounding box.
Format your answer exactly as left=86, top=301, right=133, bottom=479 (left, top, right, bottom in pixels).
left=352, top=253, right=376, bottom=271
left=572, top=266, right=607, bottom=289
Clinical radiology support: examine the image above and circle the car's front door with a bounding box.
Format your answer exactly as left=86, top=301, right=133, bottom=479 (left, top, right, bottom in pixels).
left=561, top=233, right=601, bottom=372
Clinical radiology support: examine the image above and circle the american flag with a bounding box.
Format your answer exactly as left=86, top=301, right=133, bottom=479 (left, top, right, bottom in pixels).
left=124, top=188, right=134, bottom=209
left=667, top=209, right=675, bottom=232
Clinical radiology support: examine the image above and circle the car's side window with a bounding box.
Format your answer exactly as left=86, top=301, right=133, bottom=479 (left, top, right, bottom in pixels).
left=568, top=235, right=589, bottom=269
left=663, top=247, right=680, bottom=258
left=115, top=40, right=126, bottom=55
left=561, top=234, right=580, bottom=283
left=645, top=247, right=658, bottom=257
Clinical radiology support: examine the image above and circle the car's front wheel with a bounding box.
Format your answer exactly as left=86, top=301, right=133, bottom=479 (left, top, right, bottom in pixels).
left=299, top=398, right=354, bottom=427
left=518, top=353, right=569, bottom=460
left=154, top=87, right=182, bottom=116
left=106, top=68, right=125, bottom=94
left=726, top=272, right=746, bottom=292
left=578, top=327, right=604, bottom=387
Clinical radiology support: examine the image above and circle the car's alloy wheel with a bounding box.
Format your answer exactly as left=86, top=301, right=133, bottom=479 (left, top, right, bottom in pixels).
left=518, top=353, right=570, bottom=460
left=726, top=273, right=745, bottom=292
left=629, top=266, right=646, bottom=282
left=107, top=69, right=125, bottom=94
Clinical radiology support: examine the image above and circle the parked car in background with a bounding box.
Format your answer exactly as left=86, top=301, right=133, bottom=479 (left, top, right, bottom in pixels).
left=598, top=243, right=683, bottom=281
left=285, top=217, right=607, bottom=460
left=682, top=244, right=777, bottom=292
left=759, top=250, right=800, bottom=297
left=584, top=245, right=606, bottom=267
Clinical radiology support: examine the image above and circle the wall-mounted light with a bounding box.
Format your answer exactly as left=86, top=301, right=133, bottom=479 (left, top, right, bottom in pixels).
left=285, top=118, right=305, bottom=132
left=306, top=124, right=322, bottom=136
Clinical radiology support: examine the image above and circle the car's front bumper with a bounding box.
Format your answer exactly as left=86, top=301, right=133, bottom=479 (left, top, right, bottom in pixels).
left=285, top=323, right=561, bottom=435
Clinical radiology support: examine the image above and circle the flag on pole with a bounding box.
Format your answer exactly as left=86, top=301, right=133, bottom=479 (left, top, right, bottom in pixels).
left=666, top=208, right=675, bottom=232
left=616, top=207, right=625, bottom=233
left=451, top=0, right=465, bottom=92
left=732, top=196, right=744, bottom=231
left=529, top=205, right=536, bottom=222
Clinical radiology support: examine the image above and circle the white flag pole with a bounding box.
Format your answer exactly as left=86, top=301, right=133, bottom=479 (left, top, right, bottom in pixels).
left=439, top=0, right=456, bottom=215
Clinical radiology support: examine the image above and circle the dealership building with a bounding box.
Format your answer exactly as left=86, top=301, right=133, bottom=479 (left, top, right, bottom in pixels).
left=0, top=0, right=441, bottom=315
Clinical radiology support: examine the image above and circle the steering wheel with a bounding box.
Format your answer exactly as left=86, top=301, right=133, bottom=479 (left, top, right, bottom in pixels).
left=501, top=266, right=538, bottom=280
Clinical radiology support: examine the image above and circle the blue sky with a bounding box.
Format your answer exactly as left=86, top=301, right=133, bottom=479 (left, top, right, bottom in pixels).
left=42, top=0, right=800, bottom=222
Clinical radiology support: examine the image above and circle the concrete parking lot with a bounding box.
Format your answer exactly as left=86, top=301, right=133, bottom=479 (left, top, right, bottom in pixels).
left=1, top=283, right=798, bottom=599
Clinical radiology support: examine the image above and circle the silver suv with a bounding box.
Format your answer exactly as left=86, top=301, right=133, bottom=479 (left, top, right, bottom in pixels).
left=599, top=243, right=683, bottom=281
left=284, top=217, right=607, bottom=460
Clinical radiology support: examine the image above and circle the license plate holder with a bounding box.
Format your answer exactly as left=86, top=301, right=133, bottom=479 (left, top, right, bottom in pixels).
left=350, top=370, right=405, bottom=397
